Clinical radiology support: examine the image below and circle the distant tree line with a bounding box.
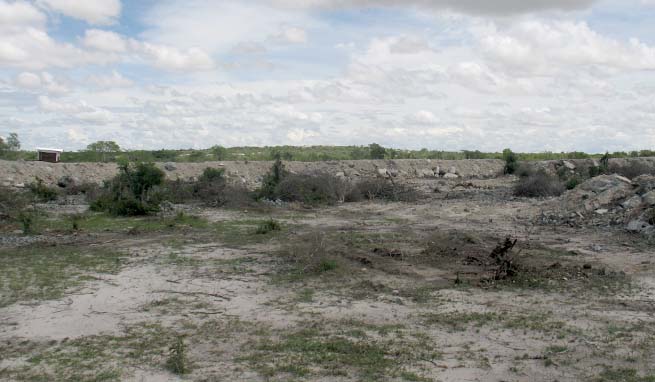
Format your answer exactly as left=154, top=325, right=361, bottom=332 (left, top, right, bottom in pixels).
left=1, top=134, right=654, bottom=163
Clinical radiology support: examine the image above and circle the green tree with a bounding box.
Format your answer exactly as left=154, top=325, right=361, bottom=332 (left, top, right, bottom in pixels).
left=503, top=148, right=519, bottom=175
left=86, top=141, right=121, bottom=162
left=0, top=137, right=8, bottom=153
left=369, top=143, right=386, bottom=160
left=211, top=145, right=229, bottom=161
left=91, top=162, right=165, bottom=216
left=6, top=133, right=20, bottom=151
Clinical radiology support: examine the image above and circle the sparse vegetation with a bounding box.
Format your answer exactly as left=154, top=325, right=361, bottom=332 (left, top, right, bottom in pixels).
left=28, top=178, right=59, bottom=202
left=609, top=161, right=655, bottom=179
left=256, top=218, right=281, bottom=234
left=279, top=231, right=341, bottom=277
left=503, top=148, right=519, bottom=175
left=90, top=162, right=165, bottom=216
left=345, top=178, right=419, bottom=202
left=513, top=170, right=565, bottom=197
left=166, top=336, right=190, bottom=374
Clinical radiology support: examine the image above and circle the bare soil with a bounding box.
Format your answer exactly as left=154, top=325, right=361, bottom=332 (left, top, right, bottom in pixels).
left=1, top=175, right=654, bottom=382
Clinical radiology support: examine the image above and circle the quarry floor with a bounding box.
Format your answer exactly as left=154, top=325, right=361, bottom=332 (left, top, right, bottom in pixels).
left=1, top=177, right=654, bottom=382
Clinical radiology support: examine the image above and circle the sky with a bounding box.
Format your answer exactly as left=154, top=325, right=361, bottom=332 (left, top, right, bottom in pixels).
left=1, top=0, right=655, bottom=152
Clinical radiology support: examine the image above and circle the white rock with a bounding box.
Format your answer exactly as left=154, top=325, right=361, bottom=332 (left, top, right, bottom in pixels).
left=563, top=161, right=576, bottom=170
left=336, top=172, right=345, bottom=178
left=443, top=173, right=459, bottom=179
left=627, top=220, right=650, bottom=233
left=621, top=195, right=643, bottom=210
left=595, top=209, right=609, bottom=215
left=643, top=191, right=655, bottom=206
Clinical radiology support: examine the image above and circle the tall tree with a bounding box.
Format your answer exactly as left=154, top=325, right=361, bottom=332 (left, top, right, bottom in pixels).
left=86, top=141, right=121, bottom=162
left=6, top=133, right=20, bottom=151
left=369, top=143, right=387, bottom=160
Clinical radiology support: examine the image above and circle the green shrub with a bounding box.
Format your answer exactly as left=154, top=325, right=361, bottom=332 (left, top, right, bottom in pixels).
left=258, top=158, right=288, bottom=200
left=166, top=337, right=190, bottom=375
left=281, top=232, right=340, bottom=276
left=18, top=210, right=37, bottom=234
left=345, top=179, right=418, bottom=202
left=274, top=173, right=345, bottom=205
left=27, top=178, right=59, bottom=202
left=256, top=219, right=281, bottom=234
left=565, top=177, right=581, bottom=190
left=0, top=187, right=28, bottom=221
left=503, top=148, right=519, bottom=175
left=513, top=170, right=565, bottom=198
left=67, top=214, right=84, bottom=231
left=198, top=167, right=225, bottom=182
left=608, top=161, right=655, bottom=179
left=90, top=162, right=165, bottom=216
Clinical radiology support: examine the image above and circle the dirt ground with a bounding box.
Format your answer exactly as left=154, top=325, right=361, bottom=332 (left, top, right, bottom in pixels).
left=1, top=175, right=654, bottom=382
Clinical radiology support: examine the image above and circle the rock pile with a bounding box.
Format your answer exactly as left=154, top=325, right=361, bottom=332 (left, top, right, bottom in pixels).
left=558, top=174, right=655, bottom=236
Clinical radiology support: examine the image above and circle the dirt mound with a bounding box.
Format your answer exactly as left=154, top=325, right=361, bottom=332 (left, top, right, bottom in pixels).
left=552, top=174, right=655, bottom=236
left=0, top=159, right=505, bottom=190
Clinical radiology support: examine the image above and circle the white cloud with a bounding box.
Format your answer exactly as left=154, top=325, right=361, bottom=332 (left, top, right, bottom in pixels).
left=14, top=72, right=69, bottom=94
left=88, top=70, right=133, bottom=88
left=267, top=0, right=598, bottom=15
left=82, top=29, right=127, bottom=52
left=36, top=0, right=122, bottom=25
left=478, top=20, right=655, bottom=74
left=269, top=26, right=307, bottom=44
left=0, top=1, right=46, bottom=27
left=15, top=72, right=42, bottom=89
left=38, top=95, right=113, bottom=124
left=131, top=40, right=215, bottom=71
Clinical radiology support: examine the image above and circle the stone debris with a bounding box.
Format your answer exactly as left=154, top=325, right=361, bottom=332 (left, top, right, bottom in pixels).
left=557, top=173, right=654, bottom=237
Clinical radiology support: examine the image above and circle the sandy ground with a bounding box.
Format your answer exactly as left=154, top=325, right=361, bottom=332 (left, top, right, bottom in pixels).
left=1, top=177, right=654, bottom=382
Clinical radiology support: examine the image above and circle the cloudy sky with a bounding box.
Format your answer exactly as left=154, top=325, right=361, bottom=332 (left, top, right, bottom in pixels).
left=1, top=0, right=655, bottom=152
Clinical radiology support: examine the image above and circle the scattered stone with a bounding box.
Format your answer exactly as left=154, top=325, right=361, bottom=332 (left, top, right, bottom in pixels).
left=563, top=161, right=576, bottom=170
left=373, top=248, right=403, bottom=258
left=419, top=169, right=435, bottom=178
left=335, top=171, right=345, bottom=178
left=443, top=173, right=459, bottom=179
left=627, top=220, right=650, bottom=233
left=164, top=163, right=177, bottom=171
left=643, top=191, right=655, bottom=206
left=621, top=195, right=643, bottom=210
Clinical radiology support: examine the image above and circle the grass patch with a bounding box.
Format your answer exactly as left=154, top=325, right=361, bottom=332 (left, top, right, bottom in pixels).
left=595, top=368, right=655, bottom=382
left=0, top=322, right=178, bottom=382
left=246, top=327, right=392, bottom=381
left=214, top=218, right=286, bottom=246
left=0, top=244, right=125, bottom=307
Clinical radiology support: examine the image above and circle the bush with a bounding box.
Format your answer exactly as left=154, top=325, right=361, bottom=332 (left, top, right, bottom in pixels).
left=281, top=232, right=340, bottom=276
left=18, top=210, right=37, bottom=234
left=198, top=167, right=225, bottom=183
left=513, top=170, right=565, bottom=198
left=0, top=187, right=28, bottom=221
left=258, top=158, right=288, bottom=200
left=256, top=219, right=281, bottom=234
left=27, top=178, right=59, bottom=202
left=161, top=169, right=254, bottom=208
left=608, top=161, right=655, bottom=179
left=166, top=337, right=190, bottom=374
left=565, top=177, right=581, bottom=190
left=503, top=149, right=519, bottom=175
left=345, top=179, right=419, bottom=202
left=90, top=162, right=165, bottom=216
left=274, top=173, right=345, bottom=205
